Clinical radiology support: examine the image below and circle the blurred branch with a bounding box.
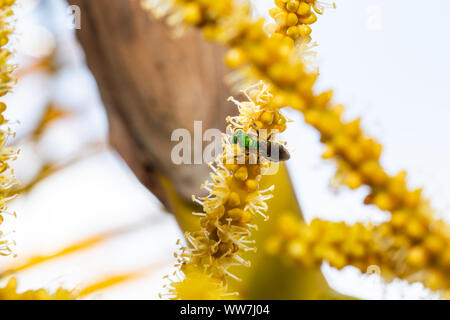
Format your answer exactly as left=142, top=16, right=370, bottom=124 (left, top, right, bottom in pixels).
left=14, top=55, right=56, bottom=79
left=11, top=141, right=107, bottom=195
left=77, top=260, right=171, bottom=298
left=0, top=216, right=162, bottom=277
left=29, top=103, right=74, bottom=142
left=68, top=0, right=234, bottom=208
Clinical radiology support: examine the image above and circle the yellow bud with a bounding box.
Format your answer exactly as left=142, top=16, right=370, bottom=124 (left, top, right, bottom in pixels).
left=227, top=192, right=241, bottom=207
left=286, top=26, right=300, bottom=39
left=424, top=235, right=444, bottom=255
left=322, top=144, right=335, bottom=159
left=227, top=208, right=245, bottom=221
left=245, top=179, right=259, bottom=192
left=374, top=192, right=394, bottom=211
left=296, top=2, right=311, bottom=16
left=247, top=164, right=261, bottom=177
left=393, top=235, right=410, bottom=248
left=0, top=102, right=6, bottom=113
left=183, top=3, right=201, bottom=25
left=234, top=166, right=248, bottom=181
left=425, top=270, right=445, bottom=291
left=225, top=163, right=239, bottom=172
left=274, top=11, right=288, bottom=26
left=344, top=119, right=361, bottom=138
left=269, top=7, right=283, bottom=18
left=286, top=0, right=300, bottom=12
left=260, top=111, right=274, bottom=125
left=406, top=219, right=427, bottom=239
left=225, top=48, right=246, bottom=69
left=406, top=246, right=428, bottom=268
left=240, top=210, right=253, bottom=224
left=287, top=94, right=306, bottom=111
left=323, top=247, right=347, bottom=269
left=345, top=171, right=362, bottom=190
left=387, top=171, right=407, bottom=199
left=318, top=114, right=340, bottom=137
left=332, top=133, right=350, bottom=152
left=390, top=210, right=409, bottom=229
left=304, top=109, right=321, bottom=126
left=439, top=249, right=450, bottom=268
left=315, top=90, right=334, bottom=108
left=275, top=0, right=287, bottom=9
left=299, top=12, right=317, bottom=24
left=404, top=189, right=422, bottom=208
left=268, top=62, right=295, bottom=85
left=345, top=144, right=364, bottom=165
left=359, top=160, right=388, bottom=185
left=298, top=24, right=312, bottom=37
left=287, top=239, right=308, bottom=260
left=0, top=36, right=8, bottom=47
left=286, top=12, right=299, bottom=26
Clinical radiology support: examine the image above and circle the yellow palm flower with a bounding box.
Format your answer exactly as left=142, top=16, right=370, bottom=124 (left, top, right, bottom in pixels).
left=0, top=277, right=74, bottom=300
left=270, top=213, right=450, bottom=296
left=268, top=0, right=335, bottom=44
left=163, top=82, right=287, bottom=298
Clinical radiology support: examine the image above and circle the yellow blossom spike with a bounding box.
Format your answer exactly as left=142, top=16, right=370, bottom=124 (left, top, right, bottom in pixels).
left=0, top=277, right=75, bottom=300
left=0, top=0, right=17, bottom=258
left=157, top=82, right=284, bottom=298
left=163, top=267, right=237, bottom=300
left=267, top=0, right=331, bottom=44
left=271, top=213, right=450, bottom=296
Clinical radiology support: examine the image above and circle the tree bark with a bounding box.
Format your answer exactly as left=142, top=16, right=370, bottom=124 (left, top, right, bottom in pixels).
left=68, top=0, right=234, bottom=207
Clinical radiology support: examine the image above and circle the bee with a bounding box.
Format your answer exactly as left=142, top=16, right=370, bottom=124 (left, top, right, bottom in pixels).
left=231, top=129, right=290, bottom=162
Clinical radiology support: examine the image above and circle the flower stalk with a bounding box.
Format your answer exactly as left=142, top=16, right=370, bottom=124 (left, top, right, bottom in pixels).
left=269, top=213, right=450, bottom=296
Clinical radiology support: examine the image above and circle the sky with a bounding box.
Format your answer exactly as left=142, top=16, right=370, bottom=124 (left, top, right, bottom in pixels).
left=0, top=0, right=449, bottom=299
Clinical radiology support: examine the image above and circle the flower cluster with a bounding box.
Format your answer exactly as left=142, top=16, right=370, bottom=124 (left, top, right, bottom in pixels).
left=0, top=277, right=74, bottom=300
left=163, top=265, right=231, bottom=300
left=0, top=0, right=17, bottom=257
left=162, top=83, right=287, bottom=299
left=146, top=0, right=450, bottom=297
left=268, top=0, right=333, bottom=45
left=268, top=213, right=450, bottom=295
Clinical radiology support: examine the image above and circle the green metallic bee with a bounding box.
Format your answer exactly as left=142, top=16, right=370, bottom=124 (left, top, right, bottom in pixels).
left=231, top=129, right=290, bottom=162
